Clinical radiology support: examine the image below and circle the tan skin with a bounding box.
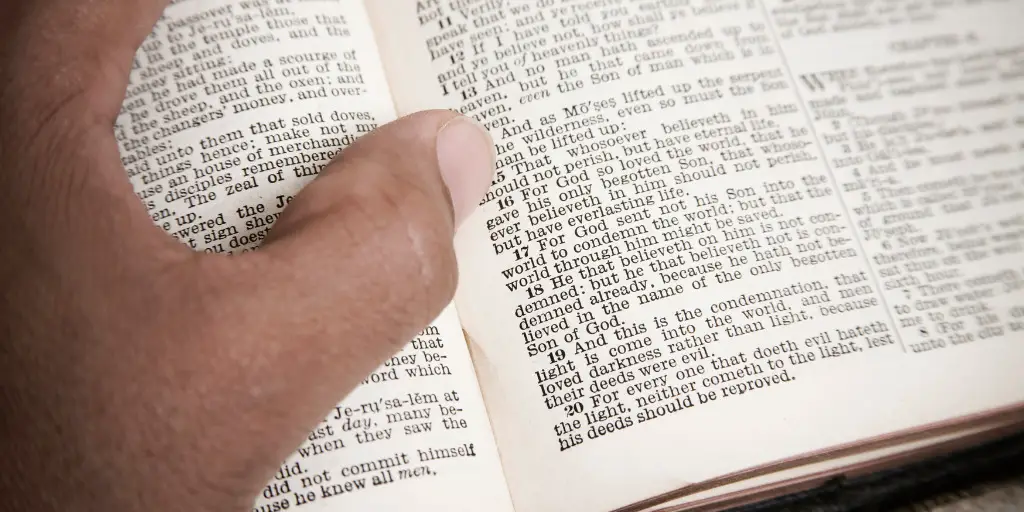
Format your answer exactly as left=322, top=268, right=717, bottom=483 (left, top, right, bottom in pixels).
left=0, top=0, right=494, bottom=510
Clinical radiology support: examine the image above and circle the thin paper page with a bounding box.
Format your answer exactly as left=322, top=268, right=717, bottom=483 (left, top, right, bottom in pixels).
left=370, top=1, right=1024, bottom=511
left=648, top=416, right=1024, bottom=512
left=254, top=308, right=513, bottom=512
left=118, top=1, right=513, bottom=510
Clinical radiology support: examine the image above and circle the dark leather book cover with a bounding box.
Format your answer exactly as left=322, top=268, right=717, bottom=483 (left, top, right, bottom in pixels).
left=731, top=431, right=1024, bottom=511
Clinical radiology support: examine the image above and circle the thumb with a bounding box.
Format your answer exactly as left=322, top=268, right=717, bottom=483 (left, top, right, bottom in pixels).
left=234, top=109, right=494, bottom=392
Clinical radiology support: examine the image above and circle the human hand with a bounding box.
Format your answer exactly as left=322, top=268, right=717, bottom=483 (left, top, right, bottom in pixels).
left=0, top=0, right=495, bottom=510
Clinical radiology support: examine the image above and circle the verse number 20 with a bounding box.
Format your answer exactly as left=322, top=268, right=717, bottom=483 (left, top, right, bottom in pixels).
left=564, top=402, right=583, bottom=417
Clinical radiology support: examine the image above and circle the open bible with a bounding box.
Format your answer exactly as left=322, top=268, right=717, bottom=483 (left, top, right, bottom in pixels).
left=117, top=0, right=1024, bottom=510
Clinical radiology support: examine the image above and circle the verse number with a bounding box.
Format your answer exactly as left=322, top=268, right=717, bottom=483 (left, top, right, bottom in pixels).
left=526, top=284, right=544, bottom=298
left=547, top=348, right=565, bottom=364
left=564, top=402, right=583, bottom=417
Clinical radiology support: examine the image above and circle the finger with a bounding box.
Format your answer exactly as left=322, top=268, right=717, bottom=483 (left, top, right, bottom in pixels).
left=1, top=0, right=171, bottom=130
left=227, top=109, right=494, bottom=411
left=0, top=0, right=189, bottom=273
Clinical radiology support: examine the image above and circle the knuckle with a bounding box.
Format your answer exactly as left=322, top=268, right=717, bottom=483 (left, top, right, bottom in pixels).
left=1, top=34, right=123, bottom=148
left=346, top=165, right=458, bottom=306
left=36, top=56, right=121, bottom=131
left=1, top=126, right=93, bottom=239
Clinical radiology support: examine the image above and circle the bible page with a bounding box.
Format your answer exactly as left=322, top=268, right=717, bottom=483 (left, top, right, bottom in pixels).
left=368, top=0, right=1024, bottom=511
left=117, top=1, right=513, bottom=510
